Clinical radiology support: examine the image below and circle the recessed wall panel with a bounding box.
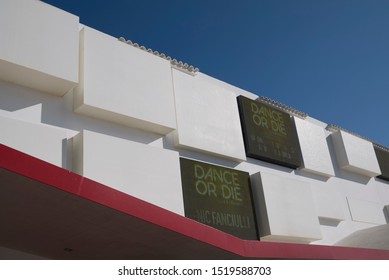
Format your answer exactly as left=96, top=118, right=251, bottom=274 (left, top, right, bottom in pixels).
left=180, top=158, right=258, bottom=240
left=347, top=197, right=386, bottom=225
left=237, top=95, right=302, bottom=168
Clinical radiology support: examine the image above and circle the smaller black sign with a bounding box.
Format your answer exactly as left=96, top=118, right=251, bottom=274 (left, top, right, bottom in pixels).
left=237, top=95, right=303, bottom=169
left=180, top=158, right=258, bottom=240
left=374, top=147, right=389, bottom=182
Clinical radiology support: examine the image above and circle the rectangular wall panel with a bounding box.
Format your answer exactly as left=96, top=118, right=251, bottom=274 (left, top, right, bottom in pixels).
left=173, top=70, right=246, bottom=161
left=72, top=130, right=184, bottom=215
left=237, top=95, right=303, bottom=168
left=294, top=117, right=335, bottom=177
left=0, top=116, right=66, bottom=167
left=331, top=130, right=381, bottom=177
left=0, top=0, right=79, bottom=95
left=74, top=27, right=176, bottom=134
left=180, top=158, right=258, bottom=240
left=251, top=172, right=322, bottom=243
left=347, top=197, right=386, bottom=225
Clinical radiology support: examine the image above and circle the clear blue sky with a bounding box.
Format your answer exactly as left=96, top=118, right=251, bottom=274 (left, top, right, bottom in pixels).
left=44, top=0, right=389, bottom=147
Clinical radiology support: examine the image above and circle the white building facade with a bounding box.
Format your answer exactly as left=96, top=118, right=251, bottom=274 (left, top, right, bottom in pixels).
left=1, top=0, right=389, bottom=259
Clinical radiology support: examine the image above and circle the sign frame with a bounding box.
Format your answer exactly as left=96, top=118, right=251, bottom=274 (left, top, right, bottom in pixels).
left=237, top=95, right=303, bottom=169
left=179, top=157, right=259, bottom=240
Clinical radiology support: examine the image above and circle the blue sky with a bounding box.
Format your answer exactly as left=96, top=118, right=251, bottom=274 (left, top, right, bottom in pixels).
left=44, top=0, right=389, bottom=147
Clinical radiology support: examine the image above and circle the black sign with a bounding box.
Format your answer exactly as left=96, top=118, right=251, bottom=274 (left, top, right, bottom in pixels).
left=374, top=147, right=389, bottom=182
left=180, top=158, right=258, bottom=240
left=237, top=95, right=303, bottom=169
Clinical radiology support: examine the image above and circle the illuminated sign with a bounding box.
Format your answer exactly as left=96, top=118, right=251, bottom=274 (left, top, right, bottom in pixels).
left=374, top=147, right=389, bottom=182
left=180, top=158, right=258, bottom=240
left=237, top=95, right=303, bottom=169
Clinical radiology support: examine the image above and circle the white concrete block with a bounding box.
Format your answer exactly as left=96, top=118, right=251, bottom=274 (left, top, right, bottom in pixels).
left=0, top=0, right=79, bottom=95
left=331, top=130, right=381, bottom=177
left=347, top=197, right=386, bottom=225
left=251, top=171, right=322, bottom=243
left=172, top=70, right=246, bottom=161
left=74, top=27, right=176, bottom=134
left=294, top=117, right=335, bottom=177
left=0, top=116, right=66, bottom=167
left=73, top=130, right=184, bottom=215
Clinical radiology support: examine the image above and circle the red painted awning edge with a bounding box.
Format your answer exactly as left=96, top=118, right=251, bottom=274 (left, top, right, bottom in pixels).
left=1, top=143, right=389, bottom=260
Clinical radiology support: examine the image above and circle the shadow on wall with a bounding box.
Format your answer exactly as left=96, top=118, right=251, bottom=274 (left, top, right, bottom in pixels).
left=0, top=81, right=163, bottom=145
left=0, top=81, right=43, bottom=117
left=384, top=205, right=389, bottom=224
left=294, top=168, right=331, bottom=182
left=318, top=217, right=341, bottom=227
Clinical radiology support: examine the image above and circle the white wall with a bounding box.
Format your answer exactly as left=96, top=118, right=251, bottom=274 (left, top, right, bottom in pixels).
left=347, top=197, right=386, bottom=225
left=73, top=130, right=184, bottom=215
left=74, top=27, right=176, bottom=135
left=0, top=0, right=79, bottom=95
left=172, top=70, right=246, bottom=161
